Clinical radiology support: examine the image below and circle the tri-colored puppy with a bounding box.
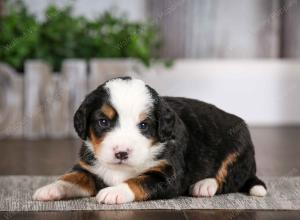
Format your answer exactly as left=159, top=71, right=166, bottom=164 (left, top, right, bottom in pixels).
left=33, top=77, right=267, bottom=204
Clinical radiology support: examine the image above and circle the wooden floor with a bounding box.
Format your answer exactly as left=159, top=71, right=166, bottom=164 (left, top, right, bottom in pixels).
left=0, top=127, right=300, bottom=219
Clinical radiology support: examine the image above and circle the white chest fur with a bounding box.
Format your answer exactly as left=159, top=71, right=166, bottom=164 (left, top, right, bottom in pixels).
left=92, top=164, right=138, bottom=186
left=89, top=162, right=157, bottom=186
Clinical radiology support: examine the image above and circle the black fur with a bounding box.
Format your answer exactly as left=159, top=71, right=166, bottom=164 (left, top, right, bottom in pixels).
left=74, top=85, right=109, bottom=140
left=73, top=77, right=266, bottom=200
left=79, top=144, right=97, bottom=166
left=162, top=97, right=264, bottom=195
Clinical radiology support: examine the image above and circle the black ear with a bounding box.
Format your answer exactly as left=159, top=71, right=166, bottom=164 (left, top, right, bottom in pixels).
left=157, top=98, right=176, bottom=142
left=74, top=95, right=93, bottom=140
left=73, top=90, right=102, bottom=140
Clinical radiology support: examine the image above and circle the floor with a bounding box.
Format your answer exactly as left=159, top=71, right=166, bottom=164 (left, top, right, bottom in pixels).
left=0, top=127, right=300, bottom=219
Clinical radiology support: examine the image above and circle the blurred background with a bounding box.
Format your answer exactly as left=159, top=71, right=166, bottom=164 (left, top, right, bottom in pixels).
left=0, top=0, right=300, bottom=176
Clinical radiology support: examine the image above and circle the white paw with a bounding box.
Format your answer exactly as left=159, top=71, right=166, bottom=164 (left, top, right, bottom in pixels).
left=249, top=185, right=267, bottom=197
left=33, top=181, right=68, bottom=201
left=190, top=178, right=218, bottom=197
left=96, top=183, right=135, bottom=204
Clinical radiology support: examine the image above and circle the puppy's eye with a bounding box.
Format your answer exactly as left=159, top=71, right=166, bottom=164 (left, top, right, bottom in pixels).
left=99, top=118, right=110, bottom=128
left=138, top=122, right=148, bottom=130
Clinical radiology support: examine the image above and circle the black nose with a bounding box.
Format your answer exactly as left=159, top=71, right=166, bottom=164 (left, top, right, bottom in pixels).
left=115, top=151, right=128, bottom=160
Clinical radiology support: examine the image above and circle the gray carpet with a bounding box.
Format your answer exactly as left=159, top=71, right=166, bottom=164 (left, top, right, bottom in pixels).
left=0, top=176, right=299, bottom=211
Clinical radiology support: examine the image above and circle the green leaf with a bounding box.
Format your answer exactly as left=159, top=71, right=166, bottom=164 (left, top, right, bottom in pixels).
left=0, top=2, right=162, bottom=72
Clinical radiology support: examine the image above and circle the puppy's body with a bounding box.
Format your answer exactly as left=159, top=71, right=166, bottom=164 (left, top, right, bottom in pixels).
left=33, top=77, right=266, bottom=204
left=165, top=97, right=262, bottom=195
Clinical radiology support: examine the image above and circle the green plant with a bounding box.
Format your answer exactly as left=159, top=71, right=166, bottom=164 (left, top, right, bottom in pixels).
left=34, top=5, right=88, bottom=71
left=0, top=1, right=161, bottom=72
left=0, top=0, right=39, bottom=72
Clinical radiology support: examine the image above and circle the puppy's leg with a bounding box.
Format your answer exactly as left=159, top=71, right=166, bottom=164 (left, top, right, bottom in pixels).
left=96, top=161, right=178, bottom=204
left=33, top=171, right=96, bottom=201
left=190, top=152, right=238, bottom=197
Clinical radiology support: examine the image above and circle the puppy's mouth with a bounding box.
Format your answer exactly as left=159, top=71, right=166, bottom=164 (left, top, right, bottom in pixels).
left=117, top=160, right=126, bottom=165
left=106, top=161, right=138, bottom=171
left=109, top=160, right=130, bottom=166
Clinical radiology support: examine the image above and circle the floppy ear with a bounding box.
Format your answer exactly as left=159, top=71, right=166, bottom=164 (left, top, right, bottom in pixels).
left=157, top=98, right=176, bottom=142
left=73, top=94, right=94, bottom=140
left=73, top=90, right=102, bottom=140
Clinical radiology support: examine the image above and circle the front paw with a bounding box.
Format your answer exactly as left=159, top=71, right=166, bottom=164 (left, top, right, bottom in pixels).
left=96, top=183, right=135, bottom=204
left=33, top=181, right=67, bottom=201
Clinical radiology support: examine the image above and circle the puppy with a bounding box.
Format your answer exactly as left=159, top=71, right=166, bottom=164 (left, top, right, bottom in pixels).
left=33, top=77, right=267, bottom=204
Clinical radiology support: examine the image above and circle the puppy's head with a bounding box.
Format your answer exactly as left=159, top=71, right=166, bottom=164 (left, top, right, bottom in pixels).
left=74, top=77, right=175, bottom=168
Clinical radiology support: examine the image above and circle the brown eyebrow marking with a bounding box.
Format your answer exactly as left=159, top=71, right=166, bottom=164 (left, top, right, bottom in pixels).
left=59, top=171, right=96, bottom=195
left=215, top=152, right=239, bottom=189
left=138, top=112, right=148, bottom=122
left=101, top=104, right=116, bottom=120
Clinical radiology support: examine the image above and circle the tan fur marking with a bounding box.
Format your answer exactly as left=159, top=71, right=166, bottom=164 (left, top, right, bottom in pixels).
left=145, top=160, right=168, bottom=173
left=215, top=152, right=238, bottom=189
left=101, top=104, right=116, bottom=120
left=60, top=172, right=96, bottom=195
left=126, top=160, right=169, bottom=201
left=138, top=112, right=148, bottom=122
left=89, top=128, right=104, bottom=154
left=139, top=112, right=159, bottom=146
left=150, top=137, right=159, bottom=146
left=126, top=176, right=148, bottom=201
left=79, top=161, right=91, bottom=171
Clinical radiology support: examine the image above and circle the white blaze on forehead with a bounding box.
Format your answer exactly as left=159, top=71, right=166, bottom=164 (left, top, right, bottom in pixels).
left=105, top=78, right=153, bottom=121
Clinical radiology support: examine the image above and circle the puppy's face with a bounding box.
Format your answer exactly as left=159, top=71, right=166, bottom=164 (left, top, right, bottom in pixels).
left=74, top=77, right=175, bottom=168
